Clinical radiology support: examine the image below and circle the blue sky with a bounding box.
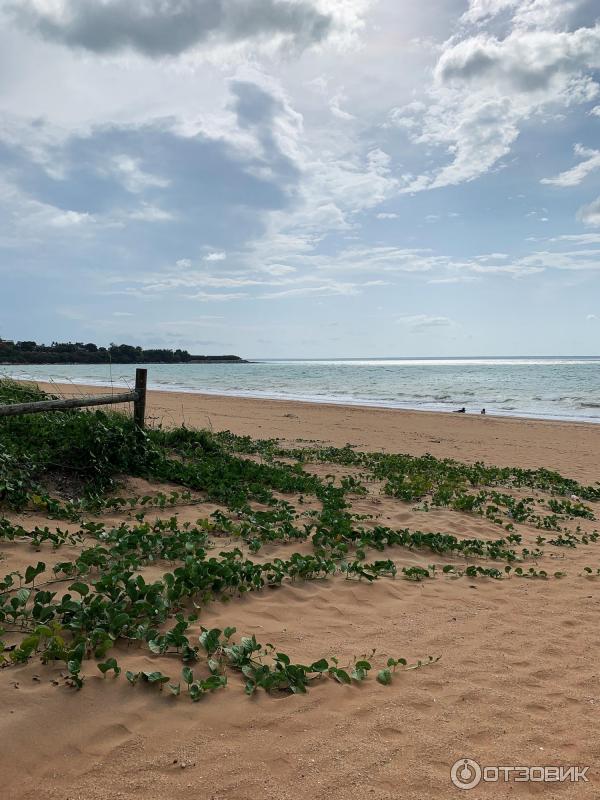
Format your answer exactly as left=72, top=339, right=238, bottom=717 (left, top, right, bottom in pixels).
left=0, top=0, right=599, bottom=357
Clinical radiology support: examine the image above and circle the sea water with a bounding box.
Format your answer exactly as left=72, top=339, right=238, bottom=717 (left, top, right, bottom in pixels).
left=4, top=357, right=600, bottom=423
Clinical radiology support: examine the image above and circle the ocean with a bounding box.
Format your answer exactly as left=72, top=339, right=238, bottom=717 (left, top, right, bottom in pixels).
left=4, top=357, right=600, bottom=423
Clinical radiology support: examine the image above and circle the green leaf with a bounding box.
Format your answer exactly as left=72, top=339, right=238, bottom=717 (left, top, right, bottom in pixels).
left=68, top=582, right=89, bottom=597
left=240, top=635, right=259, bottom=653
left=15, top=588, right=31, bottom=606
left=207, top=658, right=221, bottom=675
left=199, top=627, right=222, bottom=655
left=25, top=562, right=45, bottom=584
left=110, top=612, right=130, bottom=632
left=67, top=659, right=81, bottom=675
left=142, top=671, right=169, bottom=685
left=331, top=668, right=351, bottom=685
left=188, top=682, right=203, bottom=701
left=241, top=664, right=255, bottom=680
left=202, top=675, right=227, bottom=691
left=98, top=657, right=120, bottom=676
left=377, top=669, right=392, bottom=685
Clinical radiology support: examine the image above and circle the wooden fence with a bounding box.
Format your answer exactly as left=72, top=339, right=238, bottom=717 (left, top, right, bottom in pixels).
left=0, top=368, right=147, bottom=429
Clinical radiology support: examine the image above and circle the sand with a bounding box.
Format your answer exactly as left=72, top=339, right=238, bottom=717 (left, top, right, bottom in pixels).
left=1, top=384, right=600, bottom=799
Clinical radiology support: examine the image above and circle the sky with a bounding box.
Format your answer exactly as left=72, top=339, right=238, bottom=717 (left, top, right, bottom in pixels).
left=0, top=0, right=599, bottom=358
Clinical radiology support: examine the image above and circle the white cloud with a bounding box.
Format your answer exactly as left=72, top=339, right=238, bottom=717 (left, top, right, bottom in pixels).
left=261, top=263, right=296, bottom=275
left=477, top=252, right=509, bottom=260
left=552, top=233, right=600, bottom=244
left=128, top=204, right=174, bottom=222
left=387, top=100, right=427, bottom=130
left=0, top=178, right=97, bottom=235
left=437, top=28, right=600, bottom=92
left=515, top=246, right=600, bottom=270
left=204, top=251, right=227, bottom=261
left=396, top=314, right=455, bottom=329
left=541, top=144, right=600, bottom=186
left=110, top=155, right=170, bottom=193
left=425, top=97, right=520, bottom=190
left=376, top=212, right=399, bottom=219
left=139, top=273, right=264, bottom=291
left=47, top=208, right=93, bottom=227
left=461, top=0, right=518, bottom=24
left=238, top=129, right=399, bottom=279
left=310, top=245, right=441, bottom=274
left=587, top=313, right=598, bottom=320
left=577, top=196, right=600, bottom=227
left=329, top=93, right=355, bottom=121
left=427, top=276, right=481, bottom=284
left=462, top=0, right=600, bottom=30
left=260, top=282, right=359, bottom=299
left=390, top=10, right=600, bottom=192
left=189, top=291, right=246, bottom=301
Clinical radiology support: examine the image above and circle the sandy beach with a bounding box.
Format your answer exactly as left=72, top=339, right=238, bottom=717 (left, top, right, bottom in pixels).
left=2, top=385, right=600, bottom=799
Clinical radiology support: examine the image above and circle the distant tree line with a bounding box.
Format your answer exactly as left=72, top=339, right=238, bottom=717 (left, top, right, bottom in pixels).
left=0, top=339, right=246, bottom=364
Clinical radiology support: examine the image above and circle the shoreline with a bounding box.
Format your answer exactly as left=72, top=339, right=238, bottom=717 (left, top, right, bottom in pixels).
left=12, top=375, right=600, bottom=426
left=27, top=380, right=600, bottom=482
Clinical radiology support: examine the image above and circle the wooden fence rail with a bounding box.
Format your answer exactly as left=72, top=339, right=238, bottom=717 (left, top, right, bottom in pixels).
left=0, top=368, right=148, bottom=429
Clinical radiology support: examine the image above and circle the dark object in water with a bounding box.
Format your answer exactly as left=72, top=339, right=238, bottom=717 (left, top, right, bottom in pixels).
left=481, top=408, right=486, bottom=415
left=453, top=407, right=466, bottom=413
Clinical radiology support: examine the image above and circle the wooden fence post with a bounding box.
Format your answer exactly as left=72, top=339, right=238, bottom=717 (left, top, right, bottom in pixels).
left=134, top=368, right=147, bottom=429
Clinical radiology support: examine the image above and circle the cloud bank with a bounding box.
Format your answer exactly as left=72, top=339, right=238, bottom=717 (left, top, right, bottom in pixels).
left=390, top=2, right=600, bottom=191
left=8, top=0, right=332, bottom=56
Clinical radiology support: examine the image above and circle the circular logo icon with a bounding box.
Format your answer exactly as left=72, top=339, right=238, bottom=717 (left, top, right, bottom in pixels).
left=451, top=758, right=482, bottom=790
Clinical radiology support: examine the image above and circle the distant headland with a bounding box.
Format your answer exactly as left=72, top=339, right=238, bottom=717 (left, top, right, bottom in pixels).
left=0, top=339, right=248, bottom=365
